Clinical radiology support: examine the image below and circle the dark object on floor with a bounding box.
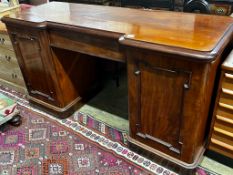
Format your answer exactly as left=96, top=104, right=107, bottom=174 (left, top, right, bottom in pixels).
left=50, top=0, right=112, bottom=5
left=184, top=0, right=210, bottom=13
left=121, top=0, right=175, bottom=10
left=19, top=0, right=30, bottom=4
left=184, top=0, right=233, bottom=15
left=0, top=93, right=21, bottom=127
left=9, top=114, right=22, bottom=126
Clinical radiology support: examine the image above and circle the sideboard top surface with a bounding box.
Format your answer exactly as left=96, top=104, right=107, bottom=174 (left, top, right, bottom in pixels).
left=2, top=2, right=233, bottom=54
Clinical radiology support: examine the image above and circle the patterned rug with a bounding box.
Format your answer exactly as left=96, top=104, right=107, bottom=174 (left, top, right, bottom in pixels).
left=0, top=85, right=219, bottom=175
left=71, top=112, right=218, bottom=175
left=0, top=105, right=177, bottom=175
left=73, top=111, right=128, bottom=145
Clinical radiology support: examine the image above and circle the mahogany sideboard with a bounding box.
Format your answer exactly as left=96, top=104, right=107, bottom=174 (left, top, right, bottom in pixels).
left=2, top=2, right=233, bottom=168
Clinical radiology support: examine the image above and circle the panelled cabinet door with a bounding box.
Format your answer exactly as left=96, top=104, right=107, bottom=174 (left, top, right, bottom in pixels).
left=132, top=61, right=192, bottom=155
left=11, top=33, right=57, bottom=105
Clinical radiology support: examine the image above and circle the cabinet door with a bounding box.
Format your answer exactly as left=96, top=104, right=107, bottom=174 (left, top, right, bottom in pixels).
left=131, top=61, right=191, bottom=155
left=11, top=33, right=57, bottom=104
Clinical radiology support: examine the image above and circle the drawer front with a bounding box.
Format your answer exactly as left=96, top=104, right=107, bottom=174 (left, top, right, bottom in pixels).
left=216, top=106, right=233, bottom=123
left=0, top=47, right=18, bottom=66
left=210, top=133, right=233, bottom=153
left=0, top=63, right=25, bottom=87
left=219, top=72, right=233, bottom=111
left=221, top=73, right=233, bottom=91
left=209, top=137, right=233, bottom=158
left=219, top=92, right=233, bottom=110
left=0, top=33, right=13, bottom=50
left=49, top=30, right=125, bottom=62
left=213, top=117, right=233, bottom=138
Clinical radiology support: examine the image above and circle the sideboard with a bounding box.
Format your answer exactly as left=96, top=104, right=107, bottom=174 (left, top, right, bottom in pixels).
left=2, top=2, right=233, bottom=168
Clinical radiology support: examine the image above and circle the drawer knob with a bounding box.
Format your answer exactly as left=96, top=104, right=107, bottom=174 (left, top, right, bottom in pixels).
left=0, top=38, right=5, bottom=44
left=12, top=73, right=17, bottom=79
left=184, top=83, right=189, bottom=89
left=5, top=55, right=11, bottom=61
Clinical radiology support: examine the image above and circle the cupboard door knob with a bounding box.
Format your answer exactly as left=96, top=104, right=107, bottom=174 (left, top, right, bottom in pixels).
left=134, top=70, right=141, bottom=75
left=184, top=83, right=189, bottom=89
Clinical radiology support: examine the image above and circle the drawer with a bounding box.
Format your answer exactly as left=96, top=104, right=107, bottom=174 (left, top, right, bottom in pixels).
left=0, top=47, right=18, bottom=66
left=0, top=33, right=13, bottom=50
left=213, top=120, right=233, bottom=138
left=211, top=133, right=233, bottom=152
left=209, top=138, right=233, bottom=159
left=215, top=113, right=233, bottom=131
left=221, top=72, right=233, bottom=91
left=217, top=106, right=233, bottom=121
left=0, top=66, right=25, bottom=87
left=49, top=30, right=125, bottom=62
left=219, top=92, right=233, bottom=110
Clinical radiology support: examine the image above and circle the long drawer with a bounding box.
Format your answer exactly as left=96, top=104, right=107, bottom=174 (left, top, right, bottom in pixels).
left=0, top=64, right=25, bottom=87
left=0, top=33, right=13, bottom=51
left=221, top=72, right=233, bottom=91
left=0, top=47, right=18, bottom=66
left=209, top=137, right=233, bottom=158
